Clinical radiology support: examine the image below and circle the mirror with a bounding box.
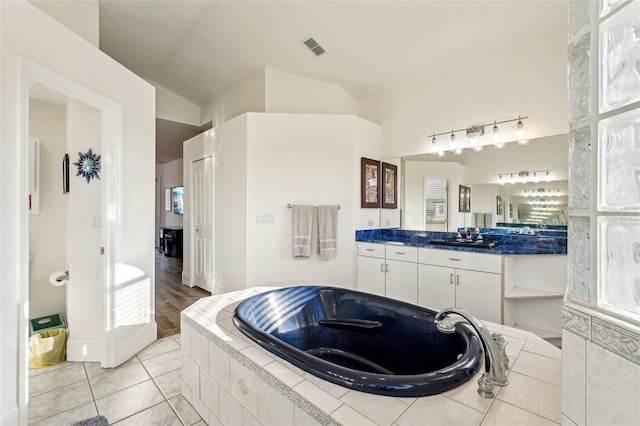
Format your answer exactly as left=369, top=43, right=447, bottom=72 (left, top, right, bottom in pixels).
left=387, top=134, right=568, bottom=231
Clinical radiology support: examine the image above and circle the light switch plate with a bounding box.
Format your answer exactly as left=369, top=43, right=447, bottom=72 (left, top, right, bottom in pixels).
left=256, top=214, right=274, bottom=224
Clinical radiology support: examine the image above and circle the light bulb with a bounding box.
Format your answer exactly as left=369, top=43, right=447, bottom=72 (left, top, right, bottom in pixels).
left=516, top=116, right=528, bottom=145
left=431, top=134, right=438, bottom=155
left=450, top=131, right=461, bottom=154
left=492, top=122, right=504, bottom=149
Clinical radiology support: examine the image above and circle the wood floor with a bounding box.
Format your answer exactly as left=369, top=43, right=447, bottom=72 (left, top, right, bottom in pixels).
left=155, top=250, right=210, bottom=338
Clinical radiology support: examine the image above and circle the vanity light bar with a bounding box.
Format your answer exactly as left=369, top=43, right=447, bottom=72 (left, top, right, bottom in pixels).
left=429, top=116, right=529, bottom=154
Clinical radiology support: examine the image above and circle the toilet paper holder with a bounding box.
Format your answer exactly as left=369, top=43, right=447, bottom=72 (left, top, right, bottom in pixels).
left=49, top=270, right=69, bottom=286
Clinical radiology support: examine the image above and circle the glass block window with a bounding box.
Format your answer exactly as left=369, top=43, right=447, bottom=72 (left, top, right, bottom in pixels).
left=570, top=0, right=590, bottom=41
left=598, top=107, right=640, bottom=211
left=598, top=216, right=640, bottom=322
left=600, top=0, right=631, bottom=18
left=569, top=33, right=591, bottom=123
left=569, top=217, right=591, bottom=302
left=569, top=126, right=592, bottom=210
left=599, top=0, right=640, bottom=113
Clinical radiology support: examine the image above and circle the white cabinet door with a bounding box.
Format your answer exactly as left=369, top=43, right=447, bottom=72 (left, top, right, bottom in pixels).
left=455, top=269, right=502, bottom=323
left=357, top=255, right=385, bottom=296
left=418, top=264, right=456, bottom=311
left=385, top=259, right=418, bottom=304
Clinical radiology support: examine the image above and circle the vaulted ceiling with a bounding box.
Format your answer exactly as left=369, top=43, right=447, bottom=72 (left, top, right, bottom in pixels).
left=98, top=1, right=569, bottom=107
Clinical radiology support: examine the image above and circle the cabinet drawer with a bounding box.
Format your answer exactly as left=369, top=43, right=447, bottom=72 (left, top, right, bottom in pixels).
left=385, top=245, right=418, bottom=262
left=357, top=242, right=385, bottom=258
left=418, top=248, right=502, bottom=273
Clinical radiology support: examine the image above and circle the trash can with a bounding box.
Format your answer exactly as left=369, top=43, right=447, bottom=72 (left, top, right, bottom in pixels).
left=29, top=314, right=68, bottom=369
left=29, top=328, right=68, bottom=368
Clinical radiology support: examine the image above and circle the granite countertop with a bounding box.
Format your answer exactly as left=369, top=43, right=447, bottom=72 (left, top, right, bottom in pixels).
left=356, top=229, right=567, bottom=255
left=182, top=286, right=563, bottom=426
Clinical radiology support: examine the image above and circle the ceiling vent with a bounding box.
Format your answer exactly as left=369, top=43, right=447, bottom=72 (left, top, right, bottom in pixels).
left=303, top=37, right=326, bottom=57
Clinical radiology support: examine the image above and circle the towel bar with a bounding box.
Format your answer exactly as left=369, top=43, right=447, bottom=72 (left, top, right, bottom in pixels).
left=287, top=204, right=341, bottom=210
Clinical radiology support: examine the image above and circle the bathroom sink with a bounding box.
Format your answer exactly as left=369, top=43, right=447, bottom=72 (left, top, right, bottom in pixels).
left=428, top=239, right=497, bottom=249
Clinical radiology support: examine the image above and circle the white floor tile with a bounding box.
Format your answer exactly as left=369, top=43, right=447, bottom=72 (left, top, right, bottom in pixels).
left=169, top=394, right=202, bottom=426
left=154, top=368, right=182, bottom=399
left=95, top=379, right=164, bottom=423
left=112, top=401, right=182, bottom=425
left=137, top=336, right=181, bottom=361
left=30, top=401, right=97, bottom=426
left=89, top=361, right=152, bottom=399
left=28, top=380, right=94, bottom=424
left=141, top=348, right=182, bottom=377
left=29, top=362, right=87, bottom=398
left=28, top=361, right=81, bottom=378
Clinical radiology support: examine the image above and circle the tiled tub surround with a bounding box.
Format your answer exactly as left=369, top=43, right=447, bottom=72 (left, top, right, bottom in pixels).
left=182, top=287, right=563, bottom=426
left=355, top=229, right=567, bottom=255
left=561, top=303, right=640, bottom=426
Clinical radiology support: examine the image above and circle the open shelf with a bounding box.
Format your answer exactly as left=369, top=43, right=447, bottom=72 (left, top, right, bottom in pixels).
left=504, top=286, right=564, bottom=300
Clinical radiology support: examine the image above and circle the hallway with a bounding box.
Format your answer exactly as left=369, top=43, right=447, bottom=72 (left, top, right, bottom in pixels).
left=155, top=251, right=210, bottom=338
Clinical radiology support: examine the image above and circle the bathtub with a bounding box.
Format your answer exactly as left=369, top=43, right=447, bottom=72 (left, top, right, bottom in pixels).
left=233, top=286, right=481, bottom=397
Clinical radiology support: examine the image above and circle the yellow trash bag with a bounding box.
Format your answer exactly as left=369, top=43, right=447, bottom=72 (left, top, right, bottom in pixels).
left=29, top=328, right=68, bottom=368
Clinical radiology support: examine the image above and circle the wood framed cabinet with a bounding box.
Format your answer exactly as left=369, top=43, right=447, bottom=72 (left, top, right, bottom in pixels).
left=355, top=241, right=567, bottom=342
left=356, top=242, right=417, bottom=304
left=417, top=249, right=502, bottom=324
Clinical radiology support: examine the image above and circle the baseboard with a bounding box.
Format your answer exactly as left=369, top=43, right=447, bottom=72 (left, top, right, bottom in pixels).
left=66, top=339, right=102, bottom=362
left=0, top=405, right=19, bottom=426
left=182, top=271, right=190, bottom=286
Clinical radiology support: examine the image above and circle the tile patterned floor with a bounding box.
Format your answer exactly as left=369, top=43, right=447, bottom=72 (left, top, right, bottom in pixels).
left=28, top=334, right=202, bottom=426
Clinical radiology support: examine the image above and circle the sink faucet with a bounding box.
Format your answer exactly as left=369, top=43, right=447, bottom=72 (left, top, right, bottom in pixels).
left=434, top=308, right=509, bottom=398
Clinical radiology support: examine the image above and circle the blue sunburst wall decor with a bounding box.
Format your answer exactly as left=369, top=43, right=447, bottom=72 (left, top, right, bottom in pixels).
left=73, top=149, right=101, bottom=183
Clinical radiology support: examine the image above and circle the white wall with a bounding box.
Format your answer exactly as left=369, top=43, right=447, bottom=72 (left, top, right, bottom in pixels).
left=200, top=69, right=266, bottom=127
left=354, top=121, right=385, bottom=231
left=265, top=68, right=357, bottom=115
left=30, top=0, right=99, bottom=47
left=28, top=100, right=68, bottom=319
left=1, top=3, right=155, bottom=422
left=182, top=118, right=248, bottom=293
left=65, top=100, right=103, bottom=361
left=150, top=81, right=201, bottom=126
left=403, top=160, right=466, bottom=231
left=245, top=114, right=379, bottom=289
left=158, top=158, right=184, bottom=228
left=359, top=32, right=569, bottom=159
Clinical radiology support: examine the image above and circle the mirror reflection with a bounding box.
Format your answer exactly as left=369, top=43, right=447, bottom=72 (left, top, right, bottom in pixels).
left=390, top=134, right=568, bottom=231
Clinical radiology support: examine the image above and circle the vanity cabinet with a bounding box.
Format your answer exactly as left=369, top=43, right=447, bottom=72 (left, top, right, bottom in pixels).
left=356, top=242, right=566, bottom=340
left=417, top=249, right=502, bottom=324
left=356, top=242, right=417, bottom=303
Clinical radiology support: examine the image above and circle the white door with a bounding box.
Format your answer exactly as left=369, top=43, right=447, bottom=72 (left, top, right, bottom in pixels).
left=455, top=269, right=502, bottom=323
left=192, top=157, right=213, bottom=291
left=385, top=259, right=418, bottom=304
left=357, top=255, right=386, bottom=296
left=418, top=264, right=455, bottom=311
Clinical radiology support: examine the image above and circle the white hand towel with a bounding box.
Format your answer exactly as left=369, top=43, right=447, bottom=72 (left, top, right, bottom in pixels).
left=292, top=205, right=313, bottom=257
left=318, top=205, right=338, bottom=260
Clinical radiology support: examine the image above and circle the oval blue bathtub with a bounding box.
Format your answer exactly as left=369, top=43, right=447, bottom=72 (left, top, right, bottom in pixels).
left=233, top=286, right=481, bottom=397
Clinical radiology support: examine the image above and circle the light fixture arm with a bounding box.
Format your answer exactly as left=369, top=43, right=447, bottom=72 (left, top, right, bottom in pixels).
left=430, top=116, right=529, bottom=138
